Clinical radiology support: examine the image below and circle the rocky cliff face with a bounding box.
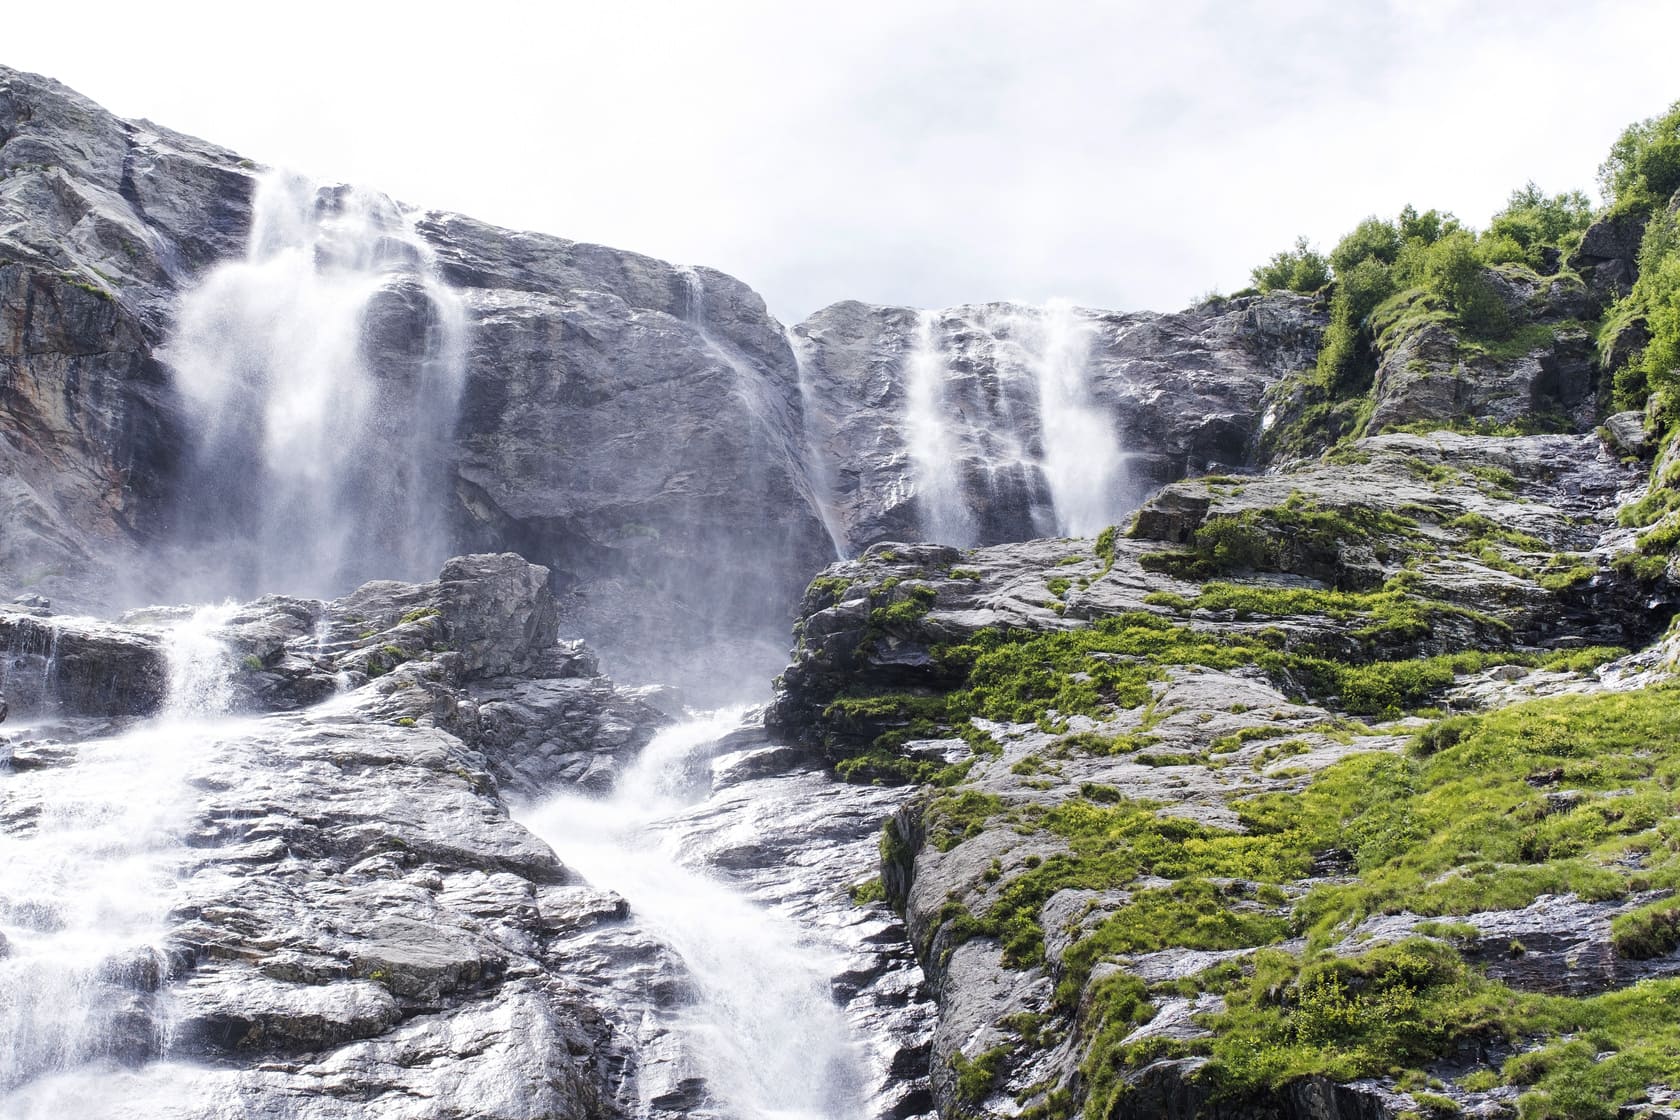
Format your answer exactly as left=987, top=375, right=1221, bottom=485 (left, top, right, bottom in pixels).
left=796, top=295, right=1324, bottom=550
left=0, top=65, right=1333, bottom=698
left=765, top=416, right=1680, bottom=1118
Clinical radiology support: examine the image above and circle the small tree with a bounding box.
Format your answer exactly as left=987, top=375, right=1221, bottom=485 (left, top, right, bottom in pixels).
left=1251, top=236, right=1331, bottom=294
left=1424, top=230, right=1509, bottom=337
left=1599, top=100, right=1680, bottom=214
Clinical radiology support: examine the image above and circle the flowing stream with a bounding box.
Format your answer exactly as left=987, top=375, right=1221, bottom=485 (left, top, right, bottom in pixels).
left=0, top=605, right=245, bottom=1108
left=521, top=709, right=871, bottom=1120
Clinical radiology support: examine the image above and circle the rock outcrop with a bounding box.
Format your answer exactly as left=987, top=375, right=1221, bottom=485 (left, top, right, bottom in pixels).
left=766, top=422, right=1680, bottom=1119
left=0, top=552, right=940, bottom=1118
left=796, top=294, right=1325, bottom=549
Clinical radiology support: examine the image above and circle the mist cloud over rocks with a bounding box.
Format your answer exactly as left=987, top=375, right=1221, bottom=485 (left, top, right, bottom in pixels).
left=9, top=0, right=1680, bottom=321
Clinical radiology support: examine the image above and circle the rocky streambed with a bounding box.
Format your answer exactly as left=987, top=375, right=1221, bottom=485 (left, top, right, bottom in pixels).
left=0, top=555, right=937, bottom=1119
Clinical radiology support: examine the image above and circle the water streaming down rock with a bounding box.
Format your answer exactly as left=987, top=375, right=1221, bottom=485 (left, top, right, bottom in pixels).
left=0, top=604, right=241, bottom=1103
left=522, top=710, right=873, bottom=1120
left=894, top=304, right=1131, bottom=547
left=787, top=328, right=850, bottom=559
left=162, top=171, right=467, bottom=599
left=995, top=301, right=1132, bottom=538
left=902, top=311, right=980, bottom=547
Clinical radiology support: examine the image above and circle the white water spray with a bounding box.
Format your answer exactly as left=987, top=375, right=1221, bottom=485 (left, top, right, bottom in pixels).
left=786, top=328, right=849, bottom=559
left=163, top=172, right=467, bottom=598
left=0, top=605, right=243, bottom=1101
left=522, top=709, right=869, bottom=1120
left=902, top=311, right=977, bottom=546
left=1015, top=301, right=1129, bottom=537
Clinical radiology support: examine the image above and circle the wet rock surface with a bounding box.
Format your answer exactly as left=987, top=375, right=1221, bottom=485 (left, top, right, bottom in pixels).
left=796, top=294, right=1325, bottom=549
left=0, top=64, right=1340, bottom=701
left=0, top=554, right=935, bottom=1119
left=767, top=422, right=1680, bottom=1119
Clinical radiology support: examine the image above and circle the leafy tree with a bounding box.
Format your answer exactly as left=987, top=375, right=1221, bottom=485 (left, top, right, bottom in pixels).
left=1339, top=257, right=1397, bottom=324
left=1397, top=205, right=1458, bottom=247
left=1251, top=236, right=1331, bottom=294
left=1330, top=218, right=1402, bottom=277
left=1482, top=181, right=1595, bottom=267
left=1599, top=100, right=1680, bottom=214
left=1423, top=229, right=1509, bottom=337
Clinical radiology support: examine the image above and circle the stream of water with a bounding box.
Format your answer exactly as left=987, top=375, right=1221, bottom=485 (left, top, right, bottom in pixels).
left=0, top=605, right=245, bottom=1108
left=162, top=172, right=467, bottom=599
left=521, top=709, right=871, bottom=1120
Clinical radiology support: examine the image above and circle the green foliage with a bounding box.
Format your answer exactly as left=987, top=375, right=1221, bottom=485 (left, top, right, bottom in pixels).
left=868, top=582, right=937, bottom=628
left=1397, top=205, right=1460, bottom=249
left=1141, top=493, right=1420, bottom=583
left=1482, top=182, right=1594, bottom=269
left=1331, top=217, right=1404, bottom=277
left=1093, top=526, right=1118, bottom=576
left=1615, top=205, right=1680, bottom=417
left=938, top=683, right=1680, bottom=1117
left=1618, top=488, right=1680, bottom=528
left=1251, top=235, right=1331, bottom=294
left=833, top=747, right=969, bottom=786
left=398, top=606, right=440, bottom=625
left=807, top=575, right=855, bottom=606
left=1599, top=99, right=1680, bottom=214
left=240, top=654, right=264, bottom=672
left=1203, top=939, right=1520, bottom=1095
left=1422, top=229, right=1510, bottom=338
left=951, top=1045, right=1013, bottom=1104
left=849, top=877, right=887, bottom=906
left=1609, top=900, right=1680, bottom=960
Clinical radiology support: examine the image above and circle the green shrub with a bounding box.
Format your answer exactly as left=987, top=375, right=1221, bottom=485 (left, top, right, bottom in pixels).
left=1599, top=99, right=1680, bottom=215
left=1610, top=901, right=1680, bottom=959
left=1423, top=229, right=1510, bottom=338
left=1252, top=236, right=1331, bottom=294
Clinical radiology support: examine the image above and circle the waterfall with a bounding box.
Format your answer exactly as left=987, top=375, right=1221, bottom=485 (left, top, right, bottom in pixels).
left=1016, top=301, right=1130, bottom=538
left=162, top=171, right=467, bottom=599
left=0, top=605, right=240, bottom=1101
left=787, top=327, right=850, bottom=559
left=522, top=709, right=869, bottom=1120
left=903, top=311, right=978, bottom=546
left=894, top=303, right=1130, bottom=544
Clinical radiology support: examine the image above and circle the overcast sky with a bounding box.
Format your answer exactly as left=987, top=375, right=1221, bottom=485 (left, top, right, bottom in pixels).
left=9, top=1, right=1680, bottom=321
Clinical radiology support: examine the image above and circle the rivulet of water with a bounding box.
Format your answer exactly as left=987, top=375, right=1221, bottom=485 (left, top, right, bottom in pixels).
left=522, top=709, right=870, bottom=1120
left=0, top=604, right=244, bottom=1105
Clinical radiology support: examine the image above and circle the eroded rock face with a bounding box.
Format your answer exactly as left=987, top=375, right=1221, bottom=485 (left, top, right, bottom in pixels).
left=766, top=424, right=1680, bottom=1120
left=0, top=64, right=253, bottom=611
left=1, top=554, right=937, bottom=1118
left=796, top=294, right=1325, bottom=550
left=0, top=65, right=1339, bottom=701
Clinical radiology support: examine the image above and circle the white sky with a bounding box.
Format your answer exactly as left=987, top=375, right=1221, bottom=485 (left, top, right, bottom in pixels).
left=8, top=1, right=1680, bottom=321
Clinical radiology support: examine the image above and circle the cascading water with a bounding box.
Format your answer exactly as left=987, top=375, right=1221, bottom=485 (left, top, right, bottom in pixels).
left=1006, top=301, right=1130, bottom=538
left=902, top=311, right=979, bottom=546
left=522, top=710, right=870, bottom=1120
left=787, top=327, right=850, bottom=559
left=896, top=302, right=1131, bottom=544
left=162, top=171, right=467, bottom=599
left=0, top=604, right=243, bottom=1105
